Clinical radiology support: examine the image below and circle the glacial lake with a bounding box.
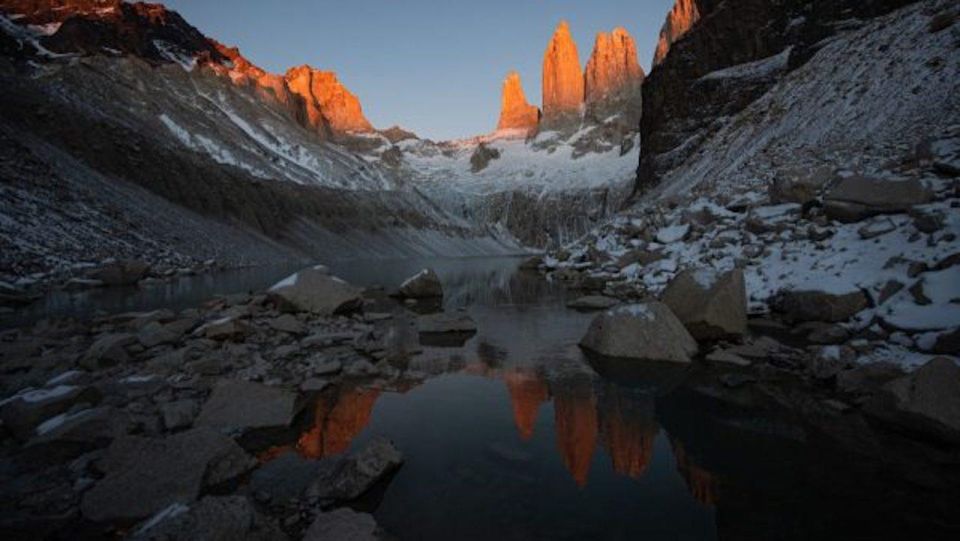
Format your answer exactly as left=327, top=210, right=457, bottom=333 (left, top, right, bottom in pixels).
left=9, top=256, right=960, bottom=539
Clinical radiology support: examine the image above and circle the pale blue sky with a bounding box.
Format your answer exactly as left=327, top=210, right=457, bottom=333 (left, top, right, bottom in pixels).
left=163, top=0, right=674, bottom=140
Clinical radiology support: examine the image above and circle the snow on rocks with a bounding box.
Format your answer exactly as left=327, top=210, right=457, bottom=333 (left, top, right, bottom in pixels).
left=395, top=268, right=443, bottom=299
left=269, top=267, right=363, bottom=316
left=579, top=302, right=698, bottom=363
left=80, top=428, right=256, bottom=522
left=661, top=269, right=747, bottom=340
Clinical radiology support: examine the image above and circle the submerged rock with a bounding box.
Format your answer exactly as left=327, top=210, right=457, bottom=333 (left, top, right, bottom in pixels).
left=660, top=269, right=747, bottom=340
left=304, top=508, right=382, bottom=541
left=566, top=295, right=620, bottom=311
left=396, top=268, right=443, bottom=298
left=579, top=303, right=698, bottom=363
left=307, top=437, right=404, bottom=504
left=268, top=266, right=363, bottom=316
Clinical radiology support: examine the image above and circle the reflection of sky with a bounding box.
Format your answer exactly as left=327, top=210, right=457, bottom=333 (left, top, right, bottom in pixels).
left=161, top=0, right=676, bottom=140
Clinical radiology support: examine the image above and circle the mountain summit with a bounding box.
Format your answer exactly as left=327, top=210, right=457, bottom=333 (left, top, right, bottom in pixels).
left=541, top=20, right=584, bottom=129
left=496, top=71, right=540, bottom=135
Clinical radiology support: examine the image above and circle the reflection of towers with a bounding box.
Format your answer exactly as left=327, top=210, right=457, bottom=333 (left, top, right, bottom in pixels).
left=670, top=437, right=719, bottom=506
left=599, top=386, right=659, bottom=479
left=503, top=369, right=550, bottom=441
left=553, top=377, right=598, bottom=487
left=298, top=386, right=381, bottom=458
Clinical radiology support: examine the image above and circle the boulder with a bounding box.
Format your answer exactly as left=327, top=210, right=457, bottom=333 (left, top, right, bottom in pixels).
left=81, top=333, right=136, bottom=369
left=771, top=289, right=869, bottom=323
left=81, top=428, right=255, bottom=522
left=835, top=361, right=905, bottom=395
left=87, top=259, right=151, bottom=286
left=566, top=295, right=620, bottom=311
left=417, top=312, right=477, bottom=334
left=137, top=319, right=195, bottom=349
left=0, top=385, right=103, bottom=439
left=579, top=302, right=698, bottom=363
left=249, top=451, right=322, bottom=502
left=131, top=495, right=285, bottom=540
left=160, top=399, right=199, bottom=431
left=304, top=508, right=382, bottom=541
left=307, top=437, right=403, bottom=504
left=30, top=406, right=127, bottom=446
left=268, top=314, right=306, bottom=335
left=865, top=357, right=960, bottom=442
left=201, top=317, right=252, bottom=342
left=395, top=268, right=443, bottom=299
left=823, top=176, right=932, bottom=223
left=196, top=380, right=301, bottom=432
left=660, top=269, right=747, bottom=340
left=769, top=166, right=832, bottom=204
left=269, top=266, right=362, bottom=316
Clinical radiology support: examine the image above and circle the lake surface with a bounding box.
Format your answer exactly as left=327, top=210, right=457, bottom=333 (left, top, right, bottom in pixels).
left=10, top=256, right=960, bottom=539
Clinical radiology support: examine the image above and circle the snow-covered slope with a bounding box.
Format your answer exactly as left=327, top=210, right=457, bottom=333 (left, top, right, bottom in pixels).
left=537, top=0, right=960, bottom=369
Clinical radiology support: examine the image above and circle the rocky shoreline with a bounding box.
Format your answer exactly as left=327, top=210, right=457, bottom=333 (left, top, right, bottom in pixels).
left=0, top=265, right=478, bottom=539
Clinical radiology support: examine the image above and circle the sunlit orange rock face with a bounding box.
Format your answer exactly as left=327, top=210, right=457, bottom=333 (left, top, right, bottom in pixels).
left=653, top=0, right=701, bottom=67
left=298, top=387, right=381, bottom=459
left=671, top=438, right=719, bottom=506
left=503, top=368, right=549, bottom=440
left=599, top=388, right=658, bottom=479
left=541, top=20, right=584, bottom=129
left=496, top=71, right=541, bottom=135
left=553, top=380, right=598, bottom=487
left=584, top=27, right=644, bottom=105
left=284, top=65, right=374, bottom=137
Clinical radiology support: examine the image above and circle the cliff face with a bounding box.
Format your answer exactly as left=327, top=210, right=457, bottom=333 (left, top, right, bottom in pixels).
left=636, top=0, right=921, bottom=197
left=496, top=71, right=540, bottom=135
left=584, top=27, right=644, bottom=124
left=584, top=27, right=644, bottom=105
left=541, top=21, right=584, bottom=129
left=652, top=0, right=702, bottom=67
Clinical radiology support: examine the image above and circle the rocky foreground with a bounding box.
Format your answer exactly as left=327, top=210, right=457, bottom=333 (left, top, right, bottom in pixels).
left=528, top=129, right=960, bottom=443
left=0, top=264, right=473, bottom=539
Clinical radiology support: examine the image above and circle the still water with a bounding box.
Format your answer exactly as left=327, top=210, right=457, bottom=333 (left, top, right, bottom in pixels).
left=12, top=257, right=960, bottom=539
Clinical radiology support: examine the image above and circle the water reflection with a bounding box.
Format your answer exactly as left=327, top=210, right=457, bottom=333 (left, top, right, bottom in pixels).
left=299, top=387, right=382, bottom=459
left=670, top=437, right=719, bottom=507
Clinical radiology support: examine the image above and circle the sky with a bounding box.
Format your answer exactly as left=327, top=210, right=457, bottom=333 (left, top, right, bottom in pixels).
left=162, top=0, right=675, bottom=141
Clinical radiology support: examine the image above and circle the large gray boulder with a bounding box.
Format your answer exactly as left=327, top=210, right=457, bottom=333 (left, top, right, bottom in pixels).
left=579, top=303, right=698, bottom=363
left=131, top=495, right=286, bottom=540
left=661, top=269, right=747, bottom=340
left=268, top=266, right=362, bottom=316
left=769, top=166, right=832, bottom=204
left=304, top=508, right=382, bottom=541
left=195, top=380, right=301, bottom=432
left=395, top=268, right=443, bottom=299
left=307, top=437, right=403, bottom=504
left=771, top=289, right=869, bottom=323
left=81, top=428, right=255, bottom=522
left=866, top=357, right=960, bottom=442
left=823, top=175, right=932, bottom=223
